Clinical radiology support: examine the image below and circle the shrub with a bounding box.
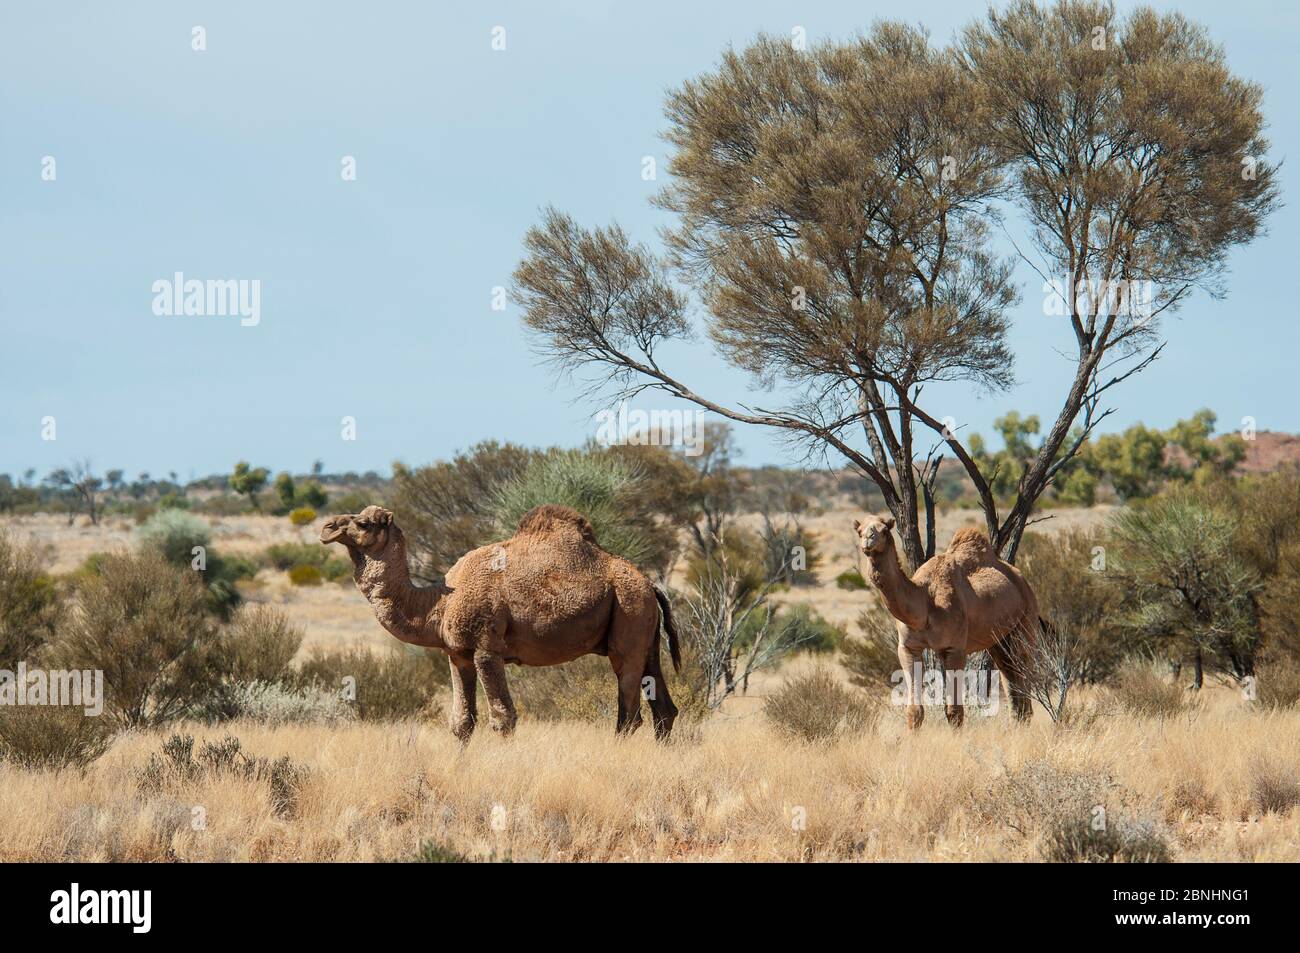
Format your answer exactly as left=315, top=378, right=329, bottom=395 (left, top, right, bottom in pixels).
left=289, top=507, right=317, bottom=527
left=1254, top=658, right=1300, bottom=710
left=137, top=733, right=308, bottom=818
left=836, top=569, right=868, bottom=591
left=1248, top=759, right=1300, bottom=816
left=511, top=655, right=615, bottom=722
left=0, top=706, right=115, bottom=770
left=1042, top=815, right=1173, bottom=863
left=193, top=680, right=355, bottom=726
left=762, top=667, right=876, bottom=743
left=49, top=551, right=223, bottom=727
left=840, top=602, right=900, bottom=691
left=974, top=758, right=1122, bottom=838
left=263, top=542, right=326, bottom=571
left=404, top=840, right=472, bottom=863
left=220, top=605, right=302, bottom=684
left=295, top=645, right=448, bottom=720
left=288, top=564, right=323, bottom=587
left=136, top=509, right=211, bottom=566
left=1106, top=659, right=1186, bottom=718
left=0, top=529, right=63, bottom=668
left=491, top=449, right=673, bottom=570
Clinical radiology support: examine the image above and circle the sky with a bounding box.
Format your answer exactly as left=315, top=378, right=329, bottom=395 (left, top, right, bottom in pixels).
left=2, top=0, right=1298, bottom=482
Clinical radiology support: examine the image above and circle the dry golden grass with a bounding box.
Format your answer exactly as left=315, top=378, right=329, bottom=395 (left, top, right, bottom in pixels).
left=1, top=683, right=1296, bottom=862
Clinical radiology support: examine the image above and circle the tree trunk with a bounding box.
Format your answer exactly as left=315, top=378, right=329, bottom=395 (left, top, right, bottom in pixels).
left=1192, top=650, right=1204, bottom=690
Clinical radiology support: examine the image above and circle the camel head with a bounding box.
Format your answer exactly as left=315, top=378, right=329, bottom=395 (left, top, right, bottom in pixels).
left=320, top=505, right=395, bottom=556
left=853, top=514, right=895, bottom=556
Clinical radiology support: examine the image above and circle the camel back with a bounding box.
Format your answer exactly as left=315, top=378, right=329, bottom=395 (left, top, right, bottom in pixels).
left=515, top=504, right=599, bottom=545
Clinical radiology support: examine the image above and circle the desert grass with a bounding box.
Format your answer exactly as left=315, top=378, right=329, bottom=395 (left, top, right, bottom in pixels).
left=1, top=685, right=1296, bottom=862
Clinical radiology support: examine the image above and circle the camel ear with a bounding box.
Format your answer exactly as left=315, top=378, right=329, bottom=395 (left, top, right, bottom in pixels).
left=883, top=516, right=895, bottom=530
left=852, top=519, right=861, bottom=533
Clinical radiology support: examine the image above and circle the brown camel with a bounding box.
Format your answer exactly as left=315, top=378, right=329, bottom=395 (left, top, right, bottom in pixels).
left=853, top=514, right=1040, bottom=728
left=321, top=504, right=680, bottom=741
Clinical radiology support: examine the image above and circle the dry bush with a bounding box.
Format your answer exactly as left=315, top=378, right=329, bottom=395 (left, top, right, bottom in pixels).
left=137, top=733, right=308, bottom=819
left=288, top=564, right=322, bottom=586
left=1043, top=815, right=1172, bottom=863
left=973, top=757, right=1123, bottom=837
left=193, top=681, right=356, bottom=727
left=221, top=605, right=302, bottom=685
left=511, top=656, right=615, bottom=723
left=1254, top=658, right=1300, bottom=710
left=1106, top=659, right=1187, bottom=718
left=294, top=645, right=447, bottom=721
left=1248, top=759, right=1300, bottom=816
left=762, top=667, right=876, bottom=743
left=48, top=551, right=222, bottom=727
left=0, top=529, right=62, bottom=668
left=0, top=706, right=115, bottom=770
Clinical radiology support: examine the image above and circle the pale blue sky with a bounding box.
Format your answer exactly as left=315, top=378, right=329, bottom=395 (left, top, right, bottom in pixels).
left=2, top=0, right=1296, bottom=481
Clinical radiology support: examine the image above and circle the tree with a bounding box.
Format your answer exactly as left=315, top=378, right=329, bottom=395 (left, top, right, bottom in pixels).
left=514, top=4, right=1277, bottom=567
left=45, top=460, right=103, bottom=525
left=1111, top=491, right=1259, bottom=686
left=229, top=461, right=269, bottom=511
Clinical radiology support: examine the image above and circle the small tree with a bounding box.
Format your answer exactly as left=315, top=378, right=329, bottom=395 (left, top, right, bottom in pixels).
left=45, top=460, right=103, bottom=525
left=51, top=551, right=223, bottom=727
left=229, top=461, right=269, bottom=511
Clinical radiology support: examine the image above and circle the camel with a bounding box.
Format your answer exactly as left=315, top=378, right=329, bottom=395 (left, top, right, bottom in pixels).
left=321, top=504, right=681, bottom=741
left=853, top=514, right=1040, bottom=728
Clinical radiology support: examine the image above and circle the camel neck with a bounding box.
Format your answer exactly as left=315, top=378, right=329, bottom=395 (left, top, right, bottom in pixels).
left=352, top=528, right=445, bottom=649
left=866, top=539, right=928, bottom=630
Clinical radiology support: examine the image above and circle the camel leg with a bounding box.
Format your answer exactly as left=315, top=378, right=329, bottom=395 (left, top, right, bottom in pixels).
left=447, top=656, right=478, bottom=743
left=988, top=637, right=1033, bottom=722
left=473, top=651, right=517, bottom=736
left=608, top=652, right=646, bottom=736
left=898, top=642, right=925, bottom=730
left=939, top=647, right=967, bottom=728
left=643, top=646, right=677, bottom=741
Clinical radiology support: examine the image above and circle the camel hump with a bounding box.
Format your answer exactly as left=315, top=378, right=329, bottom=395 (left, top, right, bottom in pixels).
left=515, top=504, right=598, bottom=544
left=945, top=527, right=995, bottom=571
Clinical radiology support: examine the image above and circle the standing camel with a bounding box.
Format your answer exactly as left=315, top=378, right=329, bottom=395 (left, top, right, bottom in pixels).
left=853, top=514, right=1040, bottom=728
left=321, top=504, right=680, bottom=741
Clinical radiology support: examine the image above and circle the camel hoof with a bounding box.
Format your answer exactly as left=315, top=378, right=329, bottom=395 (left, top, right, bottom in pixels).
left=905, top=705, right=925, bottom=730
left=945, top=706, right=965, bottom=728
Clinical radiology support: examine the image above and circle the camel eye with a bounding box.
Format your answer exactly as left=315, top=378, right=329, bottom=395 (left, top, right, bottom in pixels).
left=356, top=520, right=371, bottom=529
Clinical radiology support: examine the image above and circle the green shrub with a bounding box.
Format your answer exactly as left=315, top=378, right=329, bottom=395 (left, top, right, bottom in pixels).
left=263, top=542, right=327, bottom=571
left=288, top=564, right=323, bottom=587
left=136, top=509, right=211, bottom=566
left=49, top=551, right=223, bottom=727
left=840, top=602, right=900, bottom=691
left=221, top=605, right=302, bottom=684
left=294, top=645, right=448, bottom=720
left=289, top=507, right=317, bottom=527
left=0, top=529, right=63, bottom=668
left=404, top=840, right=472, bottom=863
left=762, top=667, right=876, bottom=743
left=835, top=569, right=868, bottom=591
left=322, top=557, right=352, bottom=583
left=0, top=706, right=115, bottom=770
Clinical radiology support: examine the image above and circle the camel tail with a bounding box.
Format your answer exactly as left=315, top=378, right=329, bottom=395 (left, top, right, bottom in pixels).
left=654, top=586, right=682, bottom=674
